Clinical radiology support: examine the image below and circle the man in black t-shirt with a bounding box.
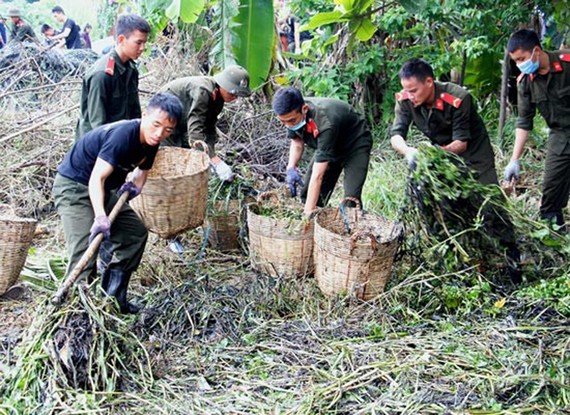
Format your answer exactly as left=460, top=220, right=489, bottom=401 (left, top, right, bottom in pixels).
left=50, top=5, right=81, bottom=49
left=53, top=93, right=183, bottom=313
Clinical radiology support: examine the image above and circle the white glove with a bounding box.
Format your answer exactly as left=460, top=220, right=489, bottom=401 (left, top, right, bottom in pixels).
left=504, top=159, right=521, bottom=181
left=405, top=148, right=418, bottom=170
left=213, top=160, right=234, bottom=182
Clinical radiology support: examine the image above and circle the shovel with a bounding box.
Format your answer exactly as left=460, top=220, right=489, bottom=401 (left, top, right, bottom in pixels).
left=51, top=192, right=130, bottom=306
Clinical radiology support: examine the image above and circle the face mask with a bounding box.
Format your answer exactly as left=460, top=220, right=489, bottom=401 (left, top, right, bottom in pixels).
left=288, top=117, right=306, bottom=132
left=517, top=49, right=539, bottom=75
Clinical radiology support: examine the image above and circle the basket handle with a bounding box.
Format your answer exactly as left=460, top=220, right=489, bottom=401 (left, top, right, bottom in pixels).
left=256, top=190, right=280, bottom=205
left=337, top=197, right=362, bottom=235
left=350, top=231, right=378, bottom=255
left=192, top=140, right=209, bottom=154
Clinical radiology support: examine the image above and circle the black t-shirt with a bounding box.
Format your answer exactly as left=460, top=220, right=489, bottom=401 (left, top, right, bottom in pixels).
left=58, top=119, right=158, bottom=191
left=63, top=18, right=81, bottom=49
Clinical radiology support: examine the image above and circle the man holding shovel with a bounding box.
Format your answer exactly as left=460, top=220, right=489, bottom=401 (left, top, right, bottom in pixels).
left=53, top=93, right=183, bottom=313
left=159, top=65, right=252, bottom=182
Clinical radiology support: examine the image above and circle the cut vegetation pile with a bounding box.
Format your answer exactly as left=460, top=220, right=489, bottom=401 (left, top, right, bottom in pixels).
left=0, top=47, right=569, bottom=415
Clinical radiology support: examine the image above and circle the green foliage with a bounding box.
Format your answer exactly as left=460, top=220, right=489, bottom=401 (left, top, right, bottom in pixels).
left=232, top=0, right=274, bottom=89
left=209, top=0, right=240, bottom=70
left=516, top=274, right=570, bottom=316
left=166, top=0, right=205, bottom=23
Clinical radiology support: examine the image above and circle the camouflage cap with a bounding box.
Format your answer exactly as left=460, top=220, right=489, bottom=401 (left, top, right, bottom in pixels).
left=8, top=8, right=21, bottom=17
left=213, top=65, right=252, bottom=97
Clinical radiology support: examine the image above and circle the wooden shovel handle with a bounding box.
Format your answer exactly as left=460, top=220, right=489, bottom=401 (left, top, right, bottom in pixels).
left=51, top=191, right=130, bottom=306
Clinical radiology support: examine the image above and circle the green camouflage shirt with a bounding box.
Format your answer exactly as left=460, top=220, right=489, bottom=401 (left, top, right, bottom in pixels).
left=159, top=76, right=225, bottom=149
left=10, top=20, right=37, bottom=42
left=288, top=97, right=372, bottom=163
left=76, top=49, right=141, bottom=139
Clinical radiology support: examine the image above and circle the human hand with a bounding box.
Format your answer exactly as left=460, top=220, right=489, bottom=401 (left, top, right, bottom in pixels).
left=89, top=215, right=111, bottom=244
left=118, top=181, right=141, bottom=201
left=213, top=160, right=234, bottom=182
left=504, top=159, right=521, bottom=181
left=286, top=167, right=303, bottom=197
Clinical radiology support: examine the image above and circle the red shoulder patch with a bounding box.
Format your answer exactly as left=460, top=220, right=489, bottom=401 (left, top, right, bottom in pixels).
left=105, top=56, right=115, bottom=76
left=559, top=54, right=570, bottom=62
left=435, top=99, right=444, bottom=111
left=440, top=92, right=462, bottom=108
left=552, top=61, right=563, bottom=72
left=395, top=91, right=411, bottom=101
left=306, top=119, right=319, bottom=138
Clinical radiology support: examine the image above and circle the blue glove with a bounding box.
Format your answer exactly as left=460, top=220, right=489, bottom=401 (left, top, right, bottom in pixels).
left=89, top=215, right=111, bottom=244
left=286, top=167, right=303, bottom=198
left=504, top=160, right=521, bottom=181
left=118, top=181, right=141, bottom=201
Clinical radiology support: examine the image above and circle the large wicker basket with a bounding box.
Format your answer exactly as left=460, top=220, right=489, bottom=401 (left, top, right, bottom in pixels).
left=130, top=145, right=210, bottom=239
left=314, top=198, right=401, bottom=300
left=247, top=192, right=314, bottom=278
left=0, top=206, right=37, bottom=295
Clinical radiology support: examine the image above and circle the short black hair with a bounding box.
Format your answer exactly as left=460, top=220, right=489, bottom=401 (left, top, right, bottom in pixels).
left=399, top=58, right=435, bottom=82
left=272, top=87, right=305, bottom=115
left=51, top=6, right=65, bottom=14
left=507, top=29, right=541, bottom=53
left=85, top=23, right=92, bottom=30
left=41, top=24, right=52, bottom=34
left=147, top=93, right=184, bottom=123
left=116, top=14, right=150, bottom=38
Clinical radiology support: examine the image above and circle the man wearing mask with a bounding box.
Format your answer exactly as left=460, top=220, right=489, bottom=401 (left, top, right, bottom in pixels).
left=272, top=87, right=372, bottom=217
left=504, top=29, right=570, bottom=229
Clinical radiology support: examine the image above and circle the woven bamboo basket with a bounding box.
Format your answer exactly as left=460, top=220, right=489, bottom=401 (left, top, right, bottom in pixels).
left=205, top=200, right=243, bottom=252
left=0, top=205, right=37, bottom=295
left=247, top=191, right=314, bottom=278
left=130, top=143, right=210, bottom=239
left=314, top=198, right=401, bottom=300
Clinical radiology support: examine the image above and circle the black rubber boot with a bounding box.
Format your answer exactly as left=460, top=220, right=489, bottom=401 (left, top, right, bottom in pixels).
left=105, top=268, right=140, bottom=314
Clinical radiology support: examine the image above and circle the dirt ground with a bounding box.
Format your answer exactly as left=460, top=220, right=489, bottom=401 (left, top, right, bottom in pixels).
left=0, top=292, right=33, bottom=369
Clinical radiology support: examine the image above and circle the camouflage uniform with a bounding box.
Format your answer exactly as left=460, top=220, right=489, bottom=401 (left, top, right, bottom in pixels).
left=159, top=77, right=225, bottom=156
left=10, top=19, right=37, bottom=42
left=391, top=81, right=498, bottom=185
left=289, top=97, right=372, bottom=206
left=516, top=50, right=570, bottom=220
left=76, top=49, right=141, bottom=139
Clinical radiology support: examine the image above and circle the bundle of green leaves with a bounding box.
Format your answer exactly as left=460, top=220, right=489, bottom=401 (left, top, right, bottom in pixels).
left=403, top=145, right=510, bottom=272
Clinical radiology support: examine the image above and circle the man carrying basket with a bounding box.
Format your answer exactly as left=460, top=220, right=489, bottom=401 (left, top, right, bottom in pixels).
left=53, top=93, right=183, bottom=313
